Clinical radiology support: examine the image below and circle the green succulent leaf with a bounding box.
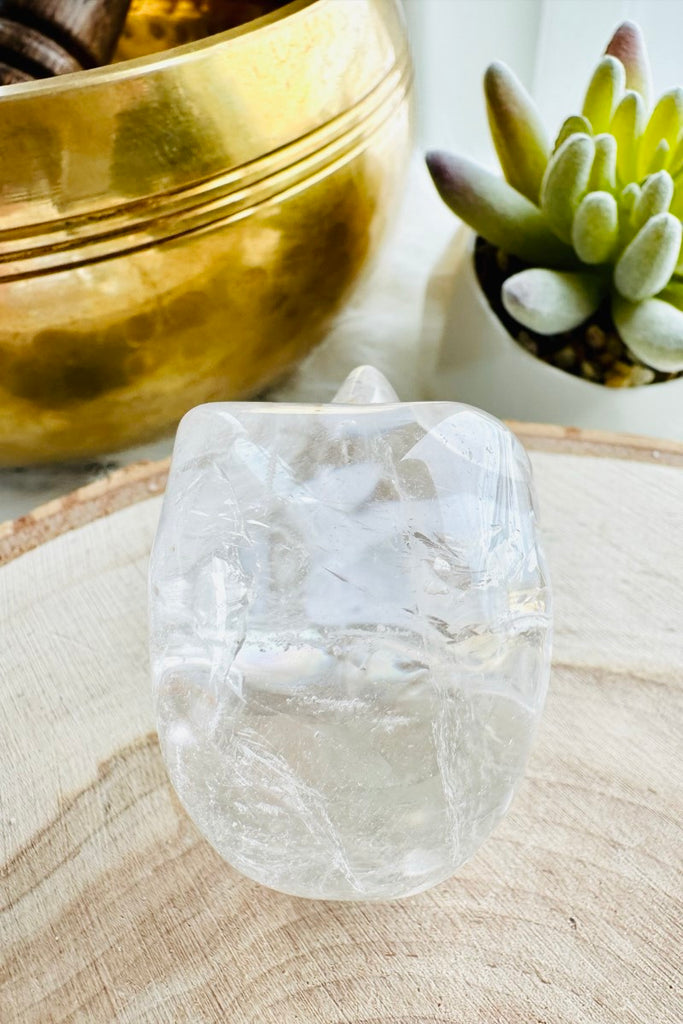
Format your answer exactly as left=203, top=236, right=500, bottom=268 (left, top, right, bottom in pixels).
left=613, top=294, right=683, bottom=371
left=588, top=133, right=617, bottom=192
left=425, top=152, right=576, bottom=267
left=637, top=88, right=683, bottom=178
left=541, top=133, right=595, bottom=242
left=670, top=132, right=683, bottom=178
left=572, top=191, right=619, bottom=263
left=617, top=183, right=641, bottom=248
left=671, top=178, right=683, bottom=219
left=614, top=212, right=682, bottom=300
left=632, top=170, right=674, bottom=230
left=484, top=61, right=550, bottom=203
left=610, top=90, right=646, bottom=184
left=620, top=182, right=641, bottom=211
left=659, top=279, right=683, bottom=311
left=554, top=115, right=592, bottom=151
left=646, top=139, right=671, bottom=175
left=582, top=56, right=626, bottom=134
left=604, top=21, right=652, bottom=108
left=502, top=268, right=604, bottom=334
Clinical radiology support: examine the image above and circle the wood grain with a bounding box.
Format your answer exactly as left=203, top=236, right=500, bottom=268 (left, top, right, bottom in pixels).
left=1, top=428, right=682, bottom=1023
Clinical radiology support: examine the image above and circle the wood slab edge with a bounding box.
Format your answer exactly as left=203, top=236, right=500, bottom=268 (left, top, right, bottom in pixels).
left=509, top=421, right=683, bottom=466
left=2, top=423, right=682, bottom=566
left=0, top=459, right=170, bottom=566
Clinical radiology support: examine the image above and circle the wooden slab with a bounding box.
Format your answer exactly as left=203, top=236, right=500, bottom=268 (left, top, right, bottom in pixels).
left=1, top=426, right=682, bottom=1024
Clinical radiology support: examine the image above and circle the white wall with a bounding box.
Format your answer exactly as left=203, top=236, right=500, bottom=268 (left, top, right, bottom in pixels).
left=403, top=0, right=683, bottom=167
left=402, top=0, right=542, bottom=165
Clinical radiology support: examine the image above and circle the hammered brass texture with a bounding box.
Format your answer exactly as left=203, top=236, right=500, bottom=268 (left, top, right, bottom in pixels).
left=0, top=0, right=412, bottom=464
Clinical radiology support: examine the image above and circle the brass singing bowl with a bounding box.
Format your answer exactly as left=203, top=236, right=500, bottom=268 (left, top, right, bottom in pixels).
left=0, top=0, right=412, bottom=464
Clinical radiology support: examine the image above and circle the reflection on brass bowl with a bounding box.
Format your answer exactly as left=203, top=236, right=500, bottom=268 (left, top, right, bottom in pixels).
left=0, top=0, right=412, bottom=464
left=115, top=1, right=296, bottom=60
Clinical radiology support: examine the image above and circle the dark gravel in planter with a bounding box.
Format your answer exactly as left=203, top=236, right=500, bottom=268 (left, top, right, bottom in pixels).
left=474, top=236, right=682, bottom=388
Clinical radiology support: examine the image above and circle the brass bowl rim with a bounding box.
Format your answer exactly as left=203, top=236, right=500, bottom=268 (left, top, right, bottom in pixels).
left=0, top=0, right=413, bottom=282
left=0, top=52, right=412, bottom=281
left=0, top=0, right=318, bottom=103
left=0, top=0, right=411, bottom=280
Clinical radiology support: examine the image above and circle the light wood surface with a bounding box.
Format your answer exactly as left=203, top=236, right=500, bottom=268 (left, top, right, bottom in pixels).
left=1, top=427, right=682, bottom=1023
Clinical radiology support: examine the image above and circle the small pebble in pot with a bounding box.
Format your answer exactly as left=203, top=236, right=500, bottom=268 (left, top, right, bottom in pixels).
left=553, top=345, right=578, bottom=371
left=585, top=325, right=607, bottom=351
left=517, top=331, right=538, bottom=356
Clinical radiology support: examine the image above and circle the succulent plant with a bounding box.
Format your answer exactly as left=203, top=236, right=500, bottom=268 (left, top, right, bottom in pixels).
left=427, top=22, right=683, bottom=376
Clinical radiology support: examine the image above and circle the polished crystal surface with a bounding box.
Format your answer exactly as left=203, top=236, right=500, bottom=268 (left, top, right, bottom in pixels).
left=150, top=367, right=552, bottom=900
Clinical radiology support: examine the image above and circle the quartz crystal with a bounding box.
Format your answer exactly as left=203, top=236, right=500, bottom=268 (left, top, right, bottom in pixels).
left=150, top=366, right=552, bottom=900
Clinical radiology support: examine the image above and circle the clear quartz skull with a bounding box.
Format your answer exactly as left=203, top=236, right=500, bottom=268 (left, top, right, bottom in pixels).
left=150, top=366, right=552, bottom=900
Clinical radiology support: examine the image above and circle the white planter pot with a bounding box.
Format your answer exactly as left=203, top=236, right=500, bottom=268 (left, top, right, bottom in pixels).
left=425, top=229, right=683, bottom=442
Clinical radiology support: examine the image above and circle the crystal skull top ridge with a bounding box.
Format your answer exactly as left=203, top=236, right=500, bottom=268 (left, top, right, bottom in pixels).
left=150, top=381, right=552, bottom=901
